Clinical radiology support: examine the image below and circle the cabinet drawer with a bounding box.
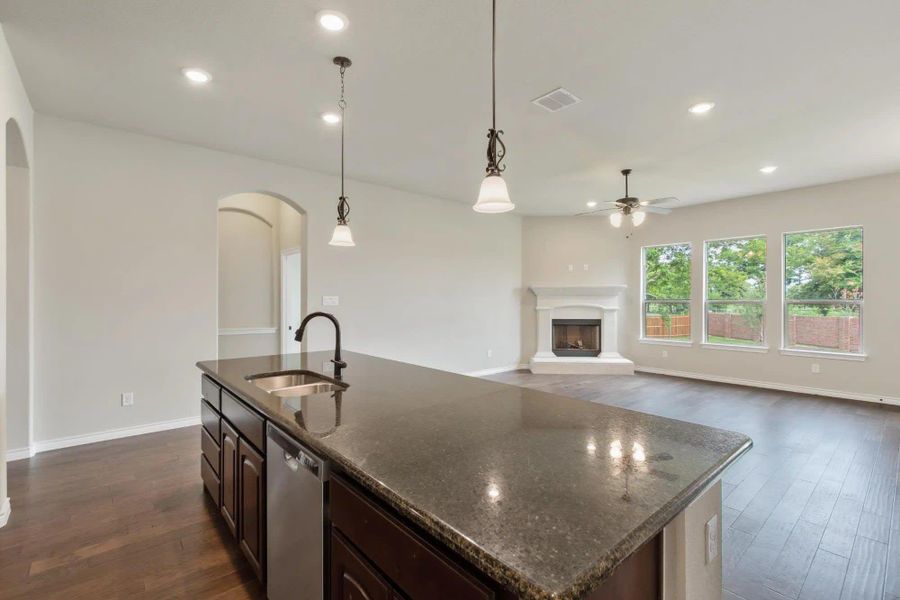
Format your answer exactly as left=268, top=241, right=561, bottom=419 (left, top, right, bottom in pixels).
left=331, top=530, right=391, bottom=600
left=201, top=426, right=220, bottom=476
left=200, top=399, right=220, bottom=441
left=331, top=476, right=493, bottom=600
left=221, top=389, right=265, bottom=451
left=201, top=454, right=220, bottom=506
left=201, top=375, right=221, bottom=410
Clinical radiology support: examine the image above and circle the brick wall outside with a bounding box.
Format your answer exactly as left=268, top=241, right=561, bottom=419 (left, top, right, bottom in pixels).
left=788, top=315, right=860, bottom=352
left=707, top=312, right=763, bottom=343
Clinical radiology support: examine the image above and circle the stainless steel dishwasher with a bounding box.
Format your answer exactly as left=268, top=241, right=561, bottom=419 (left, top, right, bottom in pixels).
left=266, top=423, right=328, bottom=600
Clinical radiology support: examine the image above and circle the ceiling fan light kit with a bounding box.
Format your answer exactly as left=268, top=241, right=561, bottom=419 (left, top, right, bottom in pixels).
left=578, top=168, right=677, bottom=228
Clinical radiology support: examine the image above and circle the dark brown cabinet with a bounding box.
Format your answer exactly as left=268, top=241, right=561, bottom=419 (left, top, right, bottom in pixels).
left=200, top=375, right=266, bottom=584
left=238, top=438, right=265, bottom=581
left=331, top=531, right=391, bottom=600
left=220, top=419, right=240, bottom=537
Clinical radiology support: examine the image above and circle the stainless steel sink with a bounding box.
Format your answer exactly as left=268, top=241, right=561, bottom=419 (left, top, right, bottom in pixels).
left=246, top=371, right=346, bottom=398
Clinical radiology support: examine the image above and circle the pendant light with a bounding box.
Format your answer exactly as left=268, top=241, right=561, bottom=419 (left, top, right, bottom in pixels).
left=473, top=0, right=514, bottom=213
left=329, top=56, right=356, bottom=247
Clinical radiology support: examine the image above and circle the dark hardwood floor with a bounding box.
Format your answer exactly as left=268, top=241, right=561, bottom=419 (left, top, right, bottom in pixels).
left=0, top=427, right=265, bottom=600
left=2, top=372, right=898, bottom=599
left=488, top=370, right=900, bottom=600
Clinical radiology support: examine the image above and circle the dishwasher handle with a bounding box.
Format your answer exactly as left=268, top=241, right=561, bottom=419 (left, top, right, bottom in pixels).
left=268, top=423, right=327, bottom=481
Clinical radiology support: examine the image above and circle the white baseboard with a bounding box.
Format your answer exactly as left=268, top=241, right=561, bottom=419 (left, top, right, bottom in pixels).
left=5, top=445, right=36, bottom=462
left=635, top=366, right=900, bottom=407
left=20, top=416, right=201, bottom=456
left=0, top=497, right=10, bottom=528
left=465, top=364, right=528, bottom=377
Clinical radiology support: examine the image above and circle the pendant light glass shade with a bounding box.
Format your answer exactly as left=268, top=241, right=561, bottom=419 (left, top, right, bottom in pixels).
left=329, top=223, right=355, bottom=246
left=609, top=212, right=623, bottom=228
left=474, top=175, right=515, bottom=213
left=631, top=210, right=646, bottom=226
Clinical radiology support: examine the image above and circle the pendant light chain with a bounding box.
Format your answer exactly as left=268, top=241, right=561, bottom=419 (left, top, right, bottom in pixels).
left=485, top=0, right=506, bottom=176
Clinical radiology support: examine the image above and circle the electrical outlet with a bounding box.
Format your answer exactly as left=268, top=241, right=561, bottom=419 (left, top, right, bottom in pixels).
left=705, top=514, right=719, bottom=564
left=487, top=349, right=493, bottom=358
left=121, top=392, right=134, bottom=407
left=811, top=363, right=820, bottom=374
left=661, top=350, right=668, bottom=358
left=322, top=295, right=339, bottom=306
left=583, top=264, right=589, bottom=271
left=567, top=264, right=574, bottom=272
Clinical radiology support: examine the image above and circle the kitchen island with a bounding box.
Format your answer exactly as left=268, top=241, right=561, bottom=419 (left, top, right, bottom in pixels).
left=197, top=351, right=751, bottom=600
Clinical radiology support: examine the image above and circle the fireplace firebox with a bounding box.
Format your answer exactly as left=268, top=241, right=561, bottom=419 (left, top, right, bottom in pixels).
left=552, top=319, right=601, bottom=357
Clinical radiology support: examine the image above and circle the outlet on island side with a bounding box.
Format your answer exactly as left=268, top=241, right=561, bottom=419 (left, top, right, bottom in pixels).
left=705, top=514, right=719, bottom=564
left=121, top=392, right=134, bottom=407
left=811, top=363, right=820, bottom=374
left=662, top=349, right=668, bottom=358
left=487, top=349, right=493, bottom=358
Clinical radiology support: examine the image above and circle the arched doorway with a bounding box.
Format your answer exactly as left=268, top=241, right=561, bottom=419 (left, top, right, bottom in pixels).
left=4, top=118, right=32, bottom=462
left=217, top=192, right=307, bottom=359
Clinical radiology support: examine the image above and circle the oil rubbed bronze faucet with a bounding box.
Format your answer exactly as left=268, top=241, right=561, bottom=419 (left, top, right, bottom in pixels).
left=295, top=312, right=347, bottom=379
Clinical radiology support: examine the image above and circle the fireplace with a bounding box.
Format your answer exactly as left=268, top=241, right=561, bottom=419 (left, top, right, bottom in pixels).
left=552, top=319, right=601, bottom=357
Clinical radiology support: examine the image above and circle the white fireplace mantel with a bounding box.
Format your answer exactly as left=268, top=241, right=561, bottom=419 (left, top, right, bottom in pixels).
left=528, top=284, right=634, bottom=375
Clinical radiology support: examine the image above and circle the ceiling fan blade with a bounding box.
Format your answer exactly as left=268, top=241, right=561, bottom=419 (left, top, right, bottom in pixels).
left=577, top=208, right=619, bottom=216
left=640, top=196, right=679, bottom=206
left=642, top=206, right=672, bottom=215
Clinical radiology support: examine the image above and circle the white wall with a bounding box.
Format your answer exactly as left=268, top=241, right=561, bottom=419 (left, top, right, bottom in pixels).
left=520, top=217, right=627, bottom=362
left=521, top=174, right=900, bottom=401
left=622, top=172, right=899, bottom=401
left=33, top=115, right=521, bottom=443
left=6, top=165, right=28, bottom=451
left=0, top=24, right=34, bottom=517
left=217, top=193, right=280, bottom=359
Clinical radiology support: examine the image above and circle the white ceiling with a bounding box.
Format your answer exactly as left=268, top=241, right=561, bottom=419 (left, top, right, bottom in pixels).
left=2, top=0, right=900, bottom=215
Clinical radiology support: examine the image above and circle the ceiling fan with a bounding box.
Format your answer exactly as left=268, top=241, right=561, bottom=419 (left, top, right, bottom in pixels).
left=578, top=169, right=677, bottom=228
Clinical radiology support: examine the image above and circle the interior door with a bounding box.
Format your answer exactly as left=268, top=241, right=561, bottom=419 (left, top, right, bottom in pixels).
left=281, top=249, right=302, bottom=354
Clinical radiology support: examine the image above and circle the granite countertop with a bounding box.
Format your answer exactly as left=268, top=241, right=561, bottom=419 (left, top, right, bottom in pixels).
left=197, top=351, right=751, bottom=600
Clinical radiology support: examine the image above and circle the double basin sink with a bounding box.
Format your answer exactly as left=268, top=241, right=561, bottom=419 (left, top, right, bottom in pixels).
left=247, top=370, right=347, bottom=398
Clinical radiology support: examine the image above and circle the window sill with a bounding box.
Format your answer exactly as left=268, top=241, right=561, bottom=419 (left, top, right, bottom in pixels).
left=779, top=348, right=867, bottom=361
left=701, top=343, right=769, bottom=354
left=639, top=338, right=693, bottom=347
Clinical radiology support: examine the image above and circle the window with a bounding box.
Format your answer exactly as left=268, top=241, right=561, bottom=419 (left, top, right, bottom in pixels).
left=642, top=243, right=692, bottom=342
left=784, top=227, right=863, bottom=354
left=704, top=236, right=767, bottom=347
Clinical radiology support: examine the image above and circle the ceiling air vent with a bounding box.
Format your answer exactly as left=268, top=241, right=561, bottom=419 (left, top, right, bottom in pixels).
left=531, top=87, right=582, bottom=112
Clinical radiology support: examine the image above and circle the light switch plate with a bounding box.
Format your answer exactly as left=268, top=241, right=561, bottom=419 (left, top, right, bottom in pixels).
left=322, top=295, right=339, bottom=306
left=705, top=514, right=719, bottom=564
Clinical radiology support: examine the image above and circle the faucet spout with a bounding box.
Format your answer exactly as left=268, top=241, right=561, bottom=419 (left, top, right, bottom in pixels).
left=294, top=311, right=347, bottom=378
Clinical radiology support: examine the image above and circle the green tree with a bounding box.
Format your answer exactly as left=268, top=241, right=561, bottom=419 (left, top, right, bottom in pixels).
left=785, top=228, right=862, bottom=315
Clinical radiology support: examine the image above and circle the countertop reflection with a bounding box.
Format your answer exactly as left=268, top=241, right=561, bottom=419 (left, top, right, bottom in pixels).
left=198, top=351, right=751, bottom=600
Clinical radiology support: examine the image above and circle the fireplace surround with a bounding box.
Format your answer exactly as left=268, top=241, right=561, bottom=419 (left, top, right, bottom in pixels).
left=529, top=285, right=634, bottom=375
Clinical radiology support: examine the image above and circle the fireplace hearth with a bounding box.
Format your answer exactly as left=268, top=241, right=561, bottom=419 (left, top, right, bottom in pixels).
left=552, top=319, right=601, bottom=357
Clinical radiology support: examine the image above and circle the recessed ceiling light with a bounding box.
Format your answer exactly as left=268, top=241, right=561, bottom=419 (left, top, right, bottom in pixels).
left=181, top=68, right=211, bottom=84
left=321, top=112, right=341, bottom=125
left=759, top=165, right=778, bottom=174
left=586, top=200, right=598, bottom=208
left=688, top=101, right=715, bottom=114
left=317, top=10, right=348, bottom=31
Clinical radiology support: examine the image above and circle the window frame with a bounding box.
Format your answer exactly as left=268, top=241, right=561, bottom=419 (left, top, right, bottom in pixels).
left=639, top=242, right=693, bottom=345
left=781, top=225, right=865, bottom=359
left=701, top=235, right=769, bottom=352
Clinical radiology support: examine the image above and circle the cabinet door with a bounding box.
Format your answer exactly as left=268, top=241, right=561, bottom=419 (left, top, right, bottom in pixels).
left=331, top=531, right=390, bottom=600
left=238, top=438, right=265, bottom=582
left=220, top=419, right=239, bottom=537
